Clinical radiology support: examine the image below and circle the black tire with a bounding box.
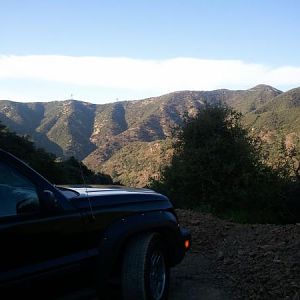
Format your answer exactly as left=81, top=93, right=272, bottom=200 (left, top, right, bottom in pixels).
left=121, top=233, right=170, bottom=300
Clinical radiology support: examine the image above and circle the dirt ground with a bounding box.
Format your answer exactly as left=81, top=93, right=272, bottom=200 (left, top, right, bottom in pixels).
left=175, top=209, right=300, bottom=300
left=58, top=252, right=238, bottom=300
left=169, top=251, right=237, bottom=300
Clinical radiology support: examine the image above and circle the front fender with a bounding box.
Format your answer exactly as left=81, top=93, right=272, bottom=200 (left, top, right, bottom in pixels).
left=96, top=210, right=186, bottom=283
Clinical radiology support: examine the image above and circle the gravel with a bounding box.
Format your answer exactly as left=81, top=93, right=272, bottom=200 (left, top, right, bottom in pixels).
left=176, top=209, right=300, bottom=300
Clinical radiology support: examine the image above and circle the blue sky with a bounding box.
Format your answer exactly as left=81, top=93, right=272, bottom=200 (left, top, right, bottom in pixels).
left=1, top=0, right=300, bottom=103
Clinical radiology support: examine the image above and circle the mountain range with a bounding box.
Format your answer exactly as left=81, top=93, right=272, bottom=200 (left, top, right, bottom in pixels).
left=1, top=84, right=300, bottom=186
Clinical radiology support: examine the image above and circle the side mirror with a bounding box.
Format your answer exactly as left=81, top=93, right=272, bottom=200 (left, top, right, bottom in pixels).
left=41, top=190, right=58, bottom=212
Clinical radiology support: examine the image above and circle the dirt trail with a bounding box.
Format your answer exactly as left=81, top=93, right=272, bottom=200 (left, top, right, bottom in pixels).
left=59, top=251, right=236, bottom=300
left=170, top=252, right=237, bottom=300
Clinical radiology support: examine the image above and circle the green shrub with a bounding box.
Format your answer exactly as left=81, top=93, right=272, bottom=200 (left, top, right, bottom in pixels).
left=150, top=104, right=291, bottom=223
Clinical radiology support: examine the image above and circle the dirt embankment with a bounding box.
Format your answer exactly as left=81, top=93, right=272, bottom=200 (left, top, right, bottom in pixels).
left=175, top=209, right=300, bottom=300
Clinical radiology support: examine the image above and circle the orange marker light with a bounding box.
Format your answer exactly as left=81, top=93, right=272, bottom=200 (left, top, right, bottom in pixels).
left=184, top=239, right=190, bottom=249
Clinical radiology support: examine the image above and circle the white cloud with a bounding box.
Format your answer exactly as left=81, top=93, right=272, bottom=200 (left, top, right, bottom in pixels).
left=0, top=55, right=300, bottom=98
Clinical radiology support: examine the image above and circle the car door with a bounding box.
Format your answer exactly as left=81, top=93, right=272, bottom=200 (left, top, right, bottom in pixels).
left=0, top=159, right=89, bottom=297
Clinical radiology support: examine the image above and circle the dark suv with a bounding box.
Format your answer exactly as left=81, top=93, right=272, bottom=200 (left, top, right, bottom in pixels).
left=0, top=149, right=190, bottom=299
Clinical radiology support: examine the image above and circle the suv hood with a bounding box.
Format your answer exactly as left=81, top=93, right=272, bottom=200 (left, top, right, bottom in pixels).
left=58, top=185, right=154, bottom=197
left=58, top=185, right=172, bottom=212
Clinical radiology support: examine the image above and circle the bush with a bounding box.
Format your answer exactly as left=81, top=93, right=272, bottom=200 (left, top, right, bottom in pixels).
left=150, top=104, right=291, bottom=223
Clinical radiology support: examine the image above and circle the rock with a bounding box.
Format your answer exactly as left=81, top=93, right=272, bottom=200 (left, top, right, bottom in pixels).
left=217, top=251, right=224, bottom=260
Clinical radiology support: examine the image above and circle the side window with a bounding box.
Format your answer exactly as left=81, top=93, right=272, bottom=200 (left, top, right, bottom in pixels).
left=0, top=161, right=40, bottom=217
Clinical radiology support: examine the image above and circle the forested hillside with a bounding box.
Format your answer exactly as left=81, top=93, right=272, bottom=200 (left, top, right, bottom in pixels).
left=0, top=122, right=112, bottom=185
left=1, top=85, right=300, bottom=186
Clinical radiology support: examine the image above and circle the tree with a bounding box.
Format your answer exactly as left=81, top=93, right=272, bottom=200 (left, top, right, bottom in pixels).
left=0, top=122, right=112, bottom=185
left=150, top=104, right=288, bottom=223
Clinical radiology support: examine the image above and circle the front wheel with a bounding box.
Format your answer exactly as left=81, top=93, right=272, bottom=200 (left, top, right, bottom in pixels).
left=121, top=233, right=170, bottom=300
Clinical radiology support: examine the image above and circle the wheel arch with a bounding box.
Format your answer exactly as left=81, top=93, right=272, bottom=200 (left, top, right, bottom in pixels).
left=96, top=211, right=184, bottom=283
